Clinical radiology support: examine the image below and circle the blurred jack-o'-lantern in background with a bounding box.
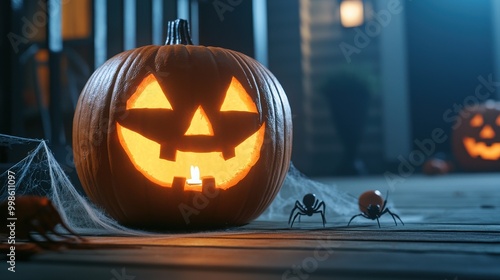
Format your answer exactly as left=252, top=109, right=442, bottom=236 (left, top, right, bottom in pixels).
left=452, top=100, right=500, bottom=171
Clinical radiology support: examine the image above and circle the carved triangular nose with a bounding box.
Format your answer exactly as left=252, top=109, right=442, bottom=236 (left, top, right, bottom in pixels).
left=184, top=106, right=214, bottom=136
left=480, top=125, right=495, bottom=139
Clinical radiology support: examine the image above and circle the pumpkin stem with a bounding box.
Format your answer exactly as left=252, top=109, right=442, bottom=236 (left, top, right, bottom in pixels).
left=165, top=19, right=193, bottom=45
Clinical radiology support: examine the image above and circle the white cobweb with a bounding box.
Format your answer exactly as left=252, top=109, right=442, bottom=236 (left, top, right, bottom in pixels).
left=0, top=134, right=145, bottom=236
left=258, top=163, right=358, bottom=222
left=0, top=133, right=358, bottom=235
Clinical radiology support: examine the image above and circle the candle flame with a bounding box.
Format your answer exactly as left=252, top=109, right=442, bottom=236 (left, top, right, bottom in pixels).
left=186, top=165, right=202, bottom=185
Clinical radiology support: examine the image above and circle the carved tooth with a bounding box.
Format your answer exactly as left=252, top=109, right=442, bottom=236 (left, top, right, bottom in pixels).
left=172, top=177, right=185, bottom=194
left=160, top=145, right=177, bottom=161
left=222, top=148, right=236, bottom=160
left=202, top=177, right=218, bottom=198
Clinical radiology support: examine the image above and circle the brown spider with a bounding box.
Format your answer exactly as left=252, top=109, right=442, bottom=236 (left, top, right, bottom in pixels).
left=1, top=196, right=84, bottom=249
left=347, top=190, right=404, bottom=228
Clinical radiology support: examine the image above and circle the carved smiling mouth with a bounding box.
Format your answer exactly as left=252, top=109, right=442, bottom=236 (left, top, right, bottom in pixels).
left=115, top=74, right=266, bottom=192
left=463, top=137, right=500, bottom=160
left=117, top=123, right=265, bottom=191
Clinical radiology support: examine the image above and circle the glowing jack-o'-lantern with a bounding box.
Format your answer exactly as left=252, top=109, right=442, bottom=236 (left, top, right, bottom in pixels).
left=452, top=100, right=500, bottom=171
left=117, top=74, right=265, bottom=192
left=73, top=19, right=292, bottom=228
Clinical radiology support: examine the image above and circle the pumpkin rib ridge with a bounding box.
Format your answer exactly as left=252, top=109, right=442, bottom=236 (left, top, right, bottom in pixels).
left=105, top=49, right=143, bottom=223
left=263, top=63, right=292, bottom=208
left=256, top=65, right=289, bottom=220
left=109, top=46, right=162, bottom=223
left=99, top=52, right=141, bottom=222
left=220, top=49, right=268, bottom=223
left=183, top=45, right=223, bottom=224
left=248, top=56, right=284, bottom=219
left=187, top=45, right=224, bottom=224
left=243, top=57, right=278, bottom=220
left=247, top=54, right=288, bottom=222
left=74, top=73, right=99, bottom=199
left=195, top=47, right=241, bottom=224
left=79, top=69, right=109, bottom=203
left=245, top=57, right=291, bottom=220
left=75, top=56, right=131, bottom=222
left=223, top=49, right=285, bottom=223
left=127, top=46, right=163, bottom=223
left=86, top=48, right=144, bottom=222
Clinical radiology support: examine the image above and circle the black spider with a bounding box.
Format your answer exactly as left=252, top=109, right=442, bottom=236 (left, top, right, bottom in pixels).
left=288, top=193, right=326, bottom=228
left=347, top=190, right=404, bottom=228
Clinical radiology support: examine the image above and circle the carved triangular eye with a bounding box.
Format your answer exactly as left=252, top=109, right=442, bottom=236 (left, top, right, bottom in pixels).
left=127, top=74, right=173, bottom=110
left=470, top=114, right=483, bottom=127
left=220, top=77, right=257, bottom=113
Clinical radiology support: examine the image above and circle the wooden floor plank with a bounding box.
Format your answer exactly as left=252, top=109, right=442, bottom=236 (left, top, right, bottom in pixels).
left=2, top=174, right=500, bottom=279
left=6, top=247, right=500, bottom=280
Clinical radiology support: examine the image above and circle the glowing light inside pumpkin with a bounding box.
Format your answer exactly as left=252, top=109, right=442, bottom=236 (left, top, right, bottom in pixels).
left=127, top=74, right=173, bottom=109
left=185, top=106, right=214, bottom=136
left=462, top=112, right=500, bottom=159
left=470, top=114, right=483, bottom=127
left=480, top=125, right=495, bottom=139
left=186, top=166, right=202, bottom=185
left=221, top=77, right=258, bottom=113
left=117, top=75, right=265, bottom=191
left=463, top=137, right=500, bottom=160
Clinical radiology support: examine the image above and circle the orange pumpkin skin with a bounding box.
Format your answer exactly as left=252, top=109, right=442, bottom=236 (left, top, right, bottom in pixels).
left=72, top=22, right=292, bottom=229
left=452, top=100, right=500, bottom=171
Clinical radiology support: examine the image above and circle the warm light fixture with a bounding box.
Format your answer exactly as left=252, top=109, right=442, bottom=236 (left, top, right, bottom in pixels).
left=340, top=0, right=364, bottom=28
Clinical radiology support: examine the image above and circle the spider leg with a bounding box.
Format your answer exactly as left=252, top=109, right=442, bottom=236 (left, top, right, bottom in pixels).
left=296, top=202, right=307, bottom=212
left=311, top=200, right=321, bottom=211
left=27, top=235, right=53, bottom=250
left=380, top=208, right=397, bottom=225
left=288, top=205, right=299, bottom=225
left=48, top=226, right=81, bottom=243
left=289, top=201, right=306, bottom=226
left=30, top=206, right=79, bottom=244
left=376, top=217, right=381, bottom=228
left=30, top=228, right=57, bottom=243
left=347, top=213, right=365, bottom=226
left=290, top=212, right=303, bottom=228
left=312, top=209, right=326, bottom=227
left=385, top=208, right=404, bottom=226
left=381, top=191, right=389, bottom=212
left=296, top=202, right=308, bottom=224
left=288, top=200, right=300, bottom=224
left=57, top=223, right=85, bottom=242
left=312, top=199, right=319, bottom=210
left=315, top=201, right=326, bottom=227
left=27, top=219, right=63, bottom=250
left=28, top=235, right=64, bottom=251
left=46, top=204, right=85, bottom=241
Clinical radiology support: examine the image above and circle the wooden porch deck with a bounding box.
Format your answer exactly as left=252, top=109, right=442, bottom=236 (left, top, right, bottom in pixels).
left=2, top=173, right=500, bottom=280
